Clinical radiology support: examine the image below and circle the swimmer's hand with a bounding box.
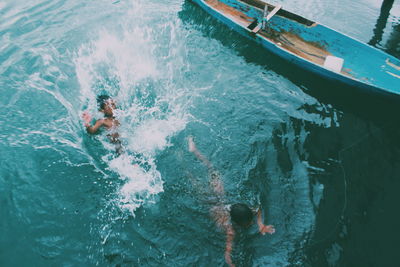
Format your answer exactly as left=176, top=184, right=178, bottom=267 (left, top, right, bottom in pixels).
left=82, top=111, right=92, bottom=126
left=82, top=112, right=104, bottom=134
left=259, top=224, right=275, bottom=235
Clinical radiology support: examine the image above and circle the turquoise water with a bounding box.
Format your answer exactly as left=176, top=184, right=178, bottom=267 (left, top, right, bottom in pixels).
left=1, top=0, right=400, bottom=266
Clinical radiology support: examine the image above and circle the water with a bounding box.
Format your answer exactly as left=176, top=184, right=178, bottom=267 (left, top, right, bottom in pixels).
left=1, top=0, right=400, bottom=266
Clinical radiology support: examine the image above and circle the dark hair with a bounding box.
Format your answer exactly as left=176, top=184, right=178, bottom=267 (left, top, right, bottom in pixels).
left=230, top=203, right=253, bottom=227
left=97, top=95, right=111, bottom=110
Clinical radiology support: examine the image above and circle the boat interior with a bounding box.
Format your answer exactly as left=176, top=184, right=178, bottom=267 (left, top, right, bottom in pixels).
left=203, top=0, right=353, bottom=76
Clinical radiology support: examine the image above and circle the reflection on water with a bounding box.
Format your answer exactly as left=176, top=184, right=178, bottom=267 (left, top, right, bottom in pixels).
left=369, top=0, right=395, bottom=47
left=385, top=23, right=400, bottom=58
left=369, top=0, right=400, bottom=58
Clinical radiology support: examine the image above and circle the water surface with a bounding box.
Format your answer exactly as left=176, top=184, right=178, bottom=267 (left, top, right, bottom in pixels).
left=1, top=0, right=400, bottom=266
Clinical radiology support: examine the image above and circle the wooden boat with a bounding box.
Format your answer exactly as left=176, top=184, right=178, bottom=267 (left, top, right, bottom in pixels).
left=189, top=0, right=400, bottom=96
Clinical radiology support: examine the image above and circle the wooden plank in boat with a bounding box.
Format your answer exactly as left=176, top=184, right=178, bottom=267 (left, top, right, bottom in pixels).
left=260, top=29, right=330, bottom=65
left=205, top=0, right=253, bottom=27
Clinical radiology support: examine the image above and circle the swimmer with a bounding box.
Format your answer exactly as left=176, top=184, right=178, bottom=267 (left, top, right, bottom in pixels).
left=188, top=136, right=275, bottom=267
left=82, top=95, right=122, bottom=154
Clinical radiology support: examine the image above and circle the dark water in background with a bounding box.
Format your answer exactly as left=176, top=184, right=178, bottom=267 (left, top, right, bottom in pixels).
left=1, top=0, right=400, bottom=266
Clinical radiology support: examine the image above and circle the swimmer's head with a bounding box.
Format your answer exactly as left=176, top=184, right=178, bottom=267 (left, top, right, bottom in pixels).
left=230, top=203, right=254, bottom=228
left=97, top=95, right=111, bottom=110
left=97, top=95, right=116, bottom=117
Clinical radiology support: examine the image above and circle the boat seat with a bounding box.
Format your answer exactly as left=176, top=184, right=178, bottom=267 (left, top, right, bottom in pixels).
left=265, top=5, right=282, bottom=22
left=251, top=5, right=282, bottom=33
left=247, top=19, right=259, bottom=31
left=323, top=56, right=344, bottom=72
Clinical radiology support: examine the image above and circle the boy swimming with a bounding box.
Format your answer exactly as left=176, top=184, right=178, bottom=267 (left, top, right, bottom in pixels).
left=188, top=136, right=275, bottom=267
left=82, top=95, right=122, bottom=153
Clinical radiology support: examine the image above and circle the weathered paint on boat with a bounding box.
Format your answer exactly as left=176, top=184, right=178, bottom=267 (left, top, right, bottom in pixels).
left=190, top=0, right=400, bottom=96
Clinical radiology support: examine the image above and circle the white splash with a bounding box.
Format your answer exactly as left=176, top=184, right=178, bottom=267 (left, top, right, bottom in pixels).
left=73, top=2, right=189, bottom=215
left=107, top=154, right=163, bottom=214
left=126, top=116, right=187, bottom=155
left=74, top=27, right=159, bottom=114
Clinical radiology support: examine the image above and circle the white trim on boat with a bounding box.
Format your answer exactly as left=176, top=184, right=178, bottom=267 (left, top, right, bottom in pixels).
left=252, top=4, right=281, bottom=33
left=266, top=4, right=281, bottom=21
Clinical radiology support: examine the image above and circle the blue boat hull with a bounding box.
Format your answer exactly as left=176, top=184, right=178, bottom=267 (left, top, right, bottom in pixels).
left=190, top=0, right=400, bottom=97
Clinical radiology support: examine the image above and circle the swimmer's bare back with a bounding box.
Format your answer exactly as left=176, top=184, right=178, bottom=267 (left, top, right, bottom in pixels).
left=103, top=118, right=123, bottom=154
left=103, top=118, right=121, bottom=143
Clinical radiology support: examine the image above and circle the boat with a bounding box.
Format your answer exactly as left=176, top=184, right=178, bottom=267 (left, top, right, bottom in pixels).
left=189, top=0, right=400, bottom=96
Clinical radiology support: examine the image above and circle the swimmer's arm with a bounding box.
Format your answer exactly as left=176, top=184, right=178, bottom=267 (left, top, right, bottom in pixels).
left=85, top=119, right=104, bottom=134
left=188, top=136, right=225, bottom=195
left=188, top=136, right=213, bottom=169
left=257, top=208, right=275, bottom=235
left=82, top=112, right=103, bottom=134
left=224, top=225, right=235, bottom=267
